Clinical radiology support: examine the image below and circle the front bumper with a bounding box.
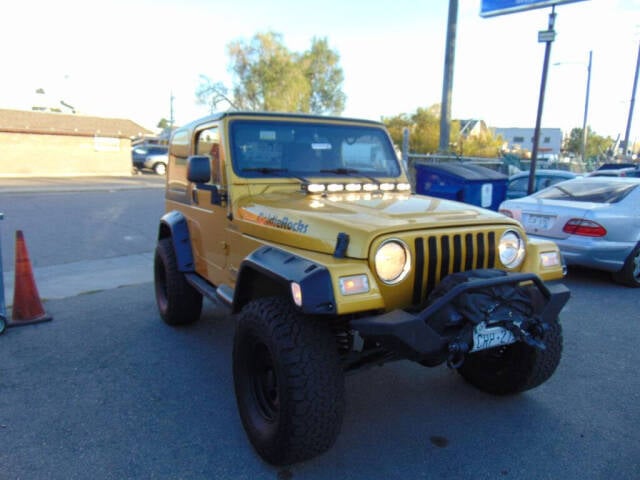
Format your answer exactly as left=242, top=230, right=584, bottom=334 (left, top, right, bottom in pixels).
left=350, top=272, right=570, bottom=366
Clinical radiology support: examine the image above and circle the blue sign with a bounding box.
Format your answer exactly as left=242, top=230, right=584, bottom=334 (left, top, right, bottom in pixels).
left=480, top=0, right=587, bottom=18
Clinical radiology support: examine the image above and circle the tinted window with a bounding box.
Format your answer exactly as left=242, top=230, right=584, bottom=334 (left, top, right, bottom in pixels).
left=229, top=120, right=401, bottom=178
left=536, top=180, right=638, bottom=203
left=508, top=177, right=528, bottom=193
left=149, top=146, right=168, bottom=155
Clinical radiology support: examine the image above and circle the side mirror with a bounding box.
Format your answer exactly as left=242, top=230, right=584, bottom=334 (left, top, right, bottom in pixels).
left=187, top=155, right=211, bottom=183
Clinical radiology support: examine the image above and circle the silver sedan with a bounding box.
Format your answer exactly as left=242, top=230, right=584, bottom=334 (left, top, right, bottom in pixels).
left=499, top=177, right=640, bottom=287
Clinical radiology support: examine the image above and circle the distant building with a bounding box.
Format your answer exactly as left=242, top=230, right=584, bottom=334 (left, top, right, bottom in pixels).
left=0, top=109, right=151, bottom=176
left=459, top=119, right=491, bottom=138
left=493, top=127, right=563, bottom=160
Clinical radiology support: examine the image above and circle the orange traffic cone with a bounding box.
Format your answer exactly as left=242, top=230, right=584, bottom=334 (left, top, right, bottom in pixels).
left=9, top=230, right=52, bottom=326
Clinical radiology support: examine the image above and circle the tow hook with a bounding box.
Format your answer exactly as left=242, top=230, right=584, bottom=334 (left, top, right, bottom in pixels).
left=447, top=341, right=470, bottom=369
left=503, top=319, right=548, bottom=350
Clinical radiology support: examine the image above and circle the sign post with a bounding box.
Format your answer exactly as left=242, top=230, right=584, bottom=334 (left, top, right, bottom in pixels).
left=528, top=6, right=556, bottom=195
left=480, top=0, right=588, bottom=194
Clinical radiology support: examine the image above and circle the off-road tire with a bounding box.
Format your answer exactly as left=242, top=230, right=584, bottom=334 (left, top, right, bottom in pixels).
left=154, top=238, right=202, bottom=325
left=612, top=243, right=640, bottom=287
left=233, top=297, right=345, bottom=465
left=457, top=320, right=563, bottom=395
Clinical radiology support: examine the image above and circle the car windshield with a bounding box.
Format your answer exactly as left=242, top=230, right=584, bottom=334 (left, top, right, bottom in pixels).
left=230, top=120, right=401, bottom=179
left=535, top=179, right=638, bottom=203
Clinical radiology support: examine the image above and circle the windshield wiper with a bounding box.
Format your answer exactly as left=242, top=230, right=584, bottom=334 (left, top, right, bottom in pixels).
left=320, top=168, right=380, bottom=185
left=242, top=167, right=288, bottom=174
left=242, top=167, right=310, bottom=184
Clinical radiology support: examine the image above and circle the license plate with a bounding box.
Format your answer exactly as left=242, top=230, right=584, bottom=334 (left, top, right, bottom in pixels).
left=524, top=213, right=554, bottom=231
left=471, top=322, right=517, bottom=352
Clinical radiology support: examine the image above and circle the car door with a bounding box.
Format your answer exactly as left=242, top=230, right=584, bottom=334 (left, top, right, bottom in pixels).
left=188, top=125, right=231, bottom=285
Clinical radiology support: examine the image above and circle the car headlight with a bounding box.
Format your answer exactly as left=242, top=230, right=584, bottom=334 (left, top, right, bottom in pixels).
left=499, top=230, right=526, bottom=269
left=374, top=240, right=411, bottom=284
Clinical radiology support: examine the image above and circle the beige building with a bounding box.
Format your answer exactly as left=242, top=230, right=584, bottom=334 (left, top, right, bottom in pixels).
left=0, top=109, right=152, bottom=177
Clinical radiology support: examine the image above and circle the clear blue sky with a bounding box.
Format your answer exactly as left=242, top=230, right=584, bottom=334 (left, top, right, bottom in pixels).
left=1, top=0, right=639, bottom=143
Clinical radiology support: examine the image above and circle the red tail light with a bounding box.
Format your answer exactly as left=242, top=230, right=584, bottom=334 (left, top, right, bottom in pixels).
left=562, top=219, right=607, bottom=237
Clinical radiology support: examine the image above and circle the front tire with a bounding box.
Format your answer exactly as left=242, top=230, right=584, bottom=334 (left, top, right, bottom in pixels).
left=154, top=238, right=202, bottom=325
left=457, top=320, right=563, bottom=395
left=612, top=243, right=640, bottom=287
left=233, top=297, right=345, bottom=465
left=153, top=162, right=167, bottom=175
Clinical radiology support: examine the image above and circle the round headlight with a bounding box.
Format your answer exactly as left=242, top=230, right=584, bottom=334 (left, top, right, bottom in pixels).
left=499, top=230, right=526, bottom=269
left=374, top=240, right=411, bottom=284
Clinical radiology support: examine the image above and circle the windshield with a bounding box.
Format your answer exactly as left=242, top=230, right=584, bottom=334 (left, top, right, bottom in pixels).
left=535, top=179, right=638, bottom=203
left=230, top=120, right=401, bottom=179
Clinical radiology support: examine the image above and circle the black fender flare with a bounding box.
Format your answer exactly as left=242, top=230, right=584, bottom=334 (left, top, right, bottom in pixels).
left=234, top=246, right=336, bottom=315
left=157, top=211, right=195, bottom=272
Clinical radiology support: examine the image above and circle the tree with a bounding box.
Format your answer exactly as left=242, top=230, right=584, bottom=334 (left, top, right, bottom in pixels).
left=458, top=129, right=504, bottom=157
left=197, top=32, right=345, bottom=114
left=157, top=118, right=171, bottom=129
left=563, top=127, right=615, bottom=162
left=302, top=37, right=346, bottom=115
left=195, top=76, right=237, bottom=113
left=383, top=105, right=457, bottom=155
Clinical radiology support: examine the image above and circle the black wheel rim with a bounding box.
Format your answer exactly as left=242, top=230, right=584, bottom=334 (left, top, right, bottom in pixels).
left=249, top=342, right=279, bottom=422
left=632, top=249, right=640, bottom=282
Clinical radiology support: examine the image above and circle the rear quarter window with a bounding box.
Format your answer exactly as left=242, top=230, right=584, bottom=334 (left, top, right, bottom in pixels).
left=536, top=180, right=638, bottom=203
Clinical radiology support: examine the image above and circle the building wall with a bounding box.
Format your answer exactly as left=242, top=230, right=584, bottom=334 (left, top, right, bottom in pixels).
left=493, top=127, right=563, bottom=157
left=0, top=132, right=132, bottom=177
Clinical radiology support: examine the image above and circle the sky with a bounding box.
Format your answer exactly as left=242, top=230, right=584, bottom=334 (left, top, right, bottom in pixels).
left=1, top=0, right=639, bottom=144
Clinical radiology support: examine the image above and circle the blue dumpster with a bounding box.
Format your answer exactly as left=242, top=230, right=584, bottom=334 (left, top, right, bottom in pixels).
left=414, top=162, right=507, bottom=211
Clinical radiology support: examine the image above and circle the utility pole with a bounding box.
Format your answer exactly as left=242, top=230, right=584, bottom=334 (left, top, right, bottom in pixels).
left=581, top=50, right=592, bottom=163
left=169, top=91, right=175, bottom=130
left=622, top=41, right=640, bottom=157
left=439, top=0, right=458, bottom=153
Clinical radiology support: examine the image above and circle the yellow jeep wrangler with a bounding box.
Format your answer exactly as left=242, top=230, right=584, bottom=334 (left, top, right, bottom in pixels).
left=154, top=112, right=569, bottom=465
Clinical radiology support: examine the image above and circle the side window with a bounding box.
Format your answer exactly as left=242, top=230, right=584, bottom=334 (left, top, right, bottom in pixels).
left=196, top=127, right=221, bottom=184
left=508, top=177, right=528, bottom=192
left=170, top=130, right=189, bottom=165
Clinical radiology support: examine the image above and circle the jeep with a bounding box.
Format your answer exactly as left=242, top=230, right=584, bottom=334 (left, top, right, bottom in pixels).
left=154, top=112, right=569, bottom=465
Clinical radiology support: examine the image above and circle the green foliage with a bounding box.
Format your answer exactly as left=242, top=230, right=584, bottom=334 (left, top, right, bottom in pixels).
left=458, top=129, right=504, bottom=157
left=562, top=127, right=615, bottom=162
left=197, top=32, right=345, bottom=114
left=227, top=32, right=310, bottom=111
left=383, top=105, right=500, bottom=158
left=157, top=118, right=171, bottom=129
left=302, top=37, right=346, bottom=115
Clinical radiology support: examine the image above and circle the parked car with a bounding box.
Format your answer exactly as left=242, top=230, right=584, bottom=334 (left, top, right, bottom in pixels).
left=588, top=166, right=640, bottom=177
left=500, top=177, right=640, bottom=286
left=506, top=169, right=578, bottom=199
left=132, top=145, right=169, bottom=175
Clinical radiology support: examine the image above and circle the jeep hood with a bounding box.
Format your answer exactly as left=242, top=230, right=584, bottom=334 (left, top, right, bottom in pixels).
left=235, top=191, right=512, bottom=258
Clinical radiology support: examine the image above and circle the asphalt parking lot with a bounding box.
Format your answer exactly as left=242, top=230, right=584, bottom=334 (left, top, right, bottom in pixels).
left=0, top=176, right=638, bottom=479
left=1, top=269, right=639, bottom=480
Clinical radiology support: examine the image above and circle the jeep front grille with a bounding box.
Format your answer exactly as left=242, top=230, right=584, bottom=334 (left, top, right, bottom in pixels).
left=412, top=231, right=496, bottom=304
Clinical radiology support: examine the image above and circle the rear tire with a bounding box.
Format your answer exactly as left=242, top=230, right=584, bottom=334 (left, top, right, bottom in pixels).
left=233, top=297, right=345, bottom=465
left=612, top=243, right=640, bottom=287
left=458, top=320, right=563, bottom=395
left=154, top=238, right=202, bottom=325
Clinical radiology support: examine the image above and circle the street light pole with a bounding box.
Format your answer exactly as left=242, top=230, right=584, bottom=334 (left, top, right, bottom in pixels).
left=581, top=50, right=592, bottom=163
left=622, top=41, right=640, bottom=157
